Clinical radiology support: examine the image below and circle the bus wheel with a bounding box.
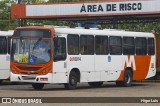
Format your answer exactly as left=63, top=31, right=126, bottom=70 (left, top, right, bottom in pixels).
left=116, top=69, right=132, bottom=87
left=32, top=83, right=44, bottom=90
left=88, top=82, right=103, bottom=88
left=64, top=72, right=78, bottom=90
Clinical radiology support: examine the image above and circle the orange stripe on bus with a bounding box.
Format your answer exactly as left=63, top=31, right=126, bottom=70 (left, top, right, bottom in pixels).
left=118, top=56, right=151, bottom=81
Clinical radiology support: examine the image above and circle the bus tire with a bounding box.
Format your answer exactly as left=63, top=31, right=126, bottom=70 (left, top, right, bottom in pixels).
left=88, top=82, right=103, bottom=88
left=32, top=83, right=44, bottom=90
left=116, top=69, right=132, bottom=87
left=64, top=71, right=78, bottom=90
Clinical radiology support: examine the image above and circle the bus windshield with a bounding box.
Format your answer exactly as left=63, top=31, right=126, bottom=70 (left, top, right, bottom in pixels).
left=11, top=38, right=51, bottom=64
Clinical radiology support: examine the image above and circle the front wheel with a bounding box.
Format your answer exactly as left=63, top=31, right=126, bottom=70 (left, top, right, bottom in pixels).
left=32, top=83, right=44, bottom=90
left=64, top=72, right=78, bottom=90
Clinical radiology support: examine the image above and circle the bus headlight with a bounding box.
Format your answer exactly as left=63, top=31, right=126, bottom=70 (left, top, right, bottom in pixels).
left=42, top=68, right=49, bottom=75
left=11, top=67, right=16, bottom=74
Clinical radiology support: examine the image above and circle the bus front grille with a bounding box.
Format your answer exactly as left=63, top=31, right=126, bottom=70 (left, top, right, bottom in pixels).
left=16, top=66, right=42, bottom=71
left=21, top=72, right=38, bottom=75
left=22, top=76, right=36, bottom=80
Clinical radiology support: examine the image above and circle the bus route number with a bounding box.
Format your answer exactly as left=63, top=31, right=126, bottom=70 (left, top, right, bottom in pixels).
left=19, top=57, right=28, bottom=63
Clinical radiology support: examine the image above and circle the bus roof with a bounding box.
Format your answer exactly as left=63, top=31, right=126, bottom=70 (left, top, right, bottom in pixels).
left=54, top=27, right=154, bottom=38
left=15, top=26, right=154, bottom=38
left=0, top=31, right=14, bottom=36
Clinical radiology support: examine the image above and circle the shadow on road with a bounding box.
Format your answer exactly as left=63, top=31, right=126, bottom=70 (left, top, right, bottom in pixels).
left=0, top=80, right=28, bottom=86
left=37, top=82, right=150, bottom=91
left=0, top=81, right=152, bottom=91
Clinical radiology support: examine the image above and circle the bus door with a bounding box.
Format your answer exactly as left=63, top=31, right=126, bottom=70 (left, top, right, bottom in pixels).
left=52, top=36, right=67, bottom=83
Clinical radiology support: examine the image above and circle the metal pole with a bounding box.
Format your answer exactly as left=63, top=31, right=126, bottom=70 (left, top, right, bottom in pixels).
left=18, top=0, right=21, bottom=4
left=112, top=18, right=118, bottom=29
left=16, top=0, right=21, bottom=27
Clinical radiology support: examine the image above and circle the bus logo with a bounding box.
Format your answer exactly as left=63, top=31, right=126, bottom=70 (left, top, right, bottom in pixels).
left=2, top=98, right=11, bottom=103
left=124, top=56, right=136, bottom=70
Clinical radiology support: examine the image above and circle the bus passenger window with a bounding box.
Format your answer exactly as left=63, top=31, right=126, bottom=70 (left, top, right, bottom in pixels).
left=109, top=36, right=122, bottom=55
left=54, top=37, right=66, bottom=61
left=0, top=36, right=7, bottom=54
left=80, top=35, right=94, bottom=55
left=95, top=36, right=108, bottom=55
left=148, top=38, right=155, bottom=55
left=67, top=34, right=79, bottom=55
left=135, top=37, right=147, bottom=55
left=123, top=37, right=135, bottom=55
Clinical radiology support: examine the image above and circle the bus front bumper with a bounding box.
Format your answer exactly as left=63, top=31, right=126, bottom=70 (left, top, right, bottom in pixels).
left=10, top=72, right=53, bottom=83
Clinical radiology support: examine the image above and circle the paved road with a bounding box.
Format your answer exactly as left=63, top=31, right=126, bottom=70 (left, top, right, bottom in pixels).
left=0, top=81, right=160, bottom=106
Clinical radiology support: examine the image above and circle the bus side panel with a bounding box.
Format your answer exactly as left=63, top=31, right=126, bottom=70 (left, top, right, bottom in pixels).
left=118, top=55, right=156, bottom=80
left=133, top=56, right=152, bottom=80
left=145, top=56, right=156, bottom=79
left=0, top=54, right=10, bottom=79
left=52, top=55, right=95, bottom=83
left=52, top=61, right=68, bottom=83
left=95, top=55, right=123, bottom=81
left=67, top=55, right=95, bottom=82
left=67, top=55, right=96, bottom=82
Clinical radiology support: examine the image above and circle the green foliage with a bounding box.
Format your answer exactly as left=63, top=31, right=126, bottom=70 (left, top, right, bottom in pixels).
left=117, top=21, right=160, bottom=33
left=0, top=0, right=15, bottom=30
left=20, top=0, right=47, bottom=4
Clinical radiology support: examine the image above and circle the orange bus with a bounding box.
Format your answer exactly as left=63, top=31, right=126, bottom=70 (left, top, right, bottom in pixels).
left=10, top=26, right=156, bottom=90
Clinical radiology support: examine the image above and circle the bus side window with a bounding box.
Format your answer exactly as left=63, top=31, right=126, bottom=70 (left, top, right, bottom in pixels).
left=123, top=37, right=135, bottom=55
left=95, top=36, right=108, bottom=55
left=148, top=38, right=155, bottom=55
left=135, top=37, right=147, bottom=55
left=0, top=36, right=7, bottom=54
left=53, top=37, right=66, bottom=61
left=67, top=34, right=79, bottom=55
left=109, top=36, right=122, bottom=55
left=80, top=35, right=94, bottom=55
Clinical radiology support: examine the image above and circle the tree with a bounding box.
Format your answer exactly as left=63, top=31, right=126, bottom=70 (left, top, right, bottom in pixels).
left=18, top=0, right=46, bottom=4
left=0, top=0, right=16, bottom=30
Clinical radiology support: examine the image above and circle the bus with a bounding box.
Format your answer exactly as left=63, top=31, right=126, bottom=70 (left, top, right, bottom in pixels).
left=10, top=26, right=156, bottom=90
left=0, top=31, right=14, bottom=83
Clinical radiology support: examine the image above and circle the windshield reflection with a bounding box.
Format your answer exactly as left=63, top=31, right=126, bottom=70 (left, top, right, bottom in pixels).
left=11, top=38, right=51, bottom=64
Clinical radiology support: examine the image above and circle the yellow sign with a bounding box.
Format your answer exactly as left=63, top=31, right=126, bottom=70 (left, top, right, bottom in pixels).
left=14, top=54, right=28, bottom=63
left=19, top=56, right=28, bottom=63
